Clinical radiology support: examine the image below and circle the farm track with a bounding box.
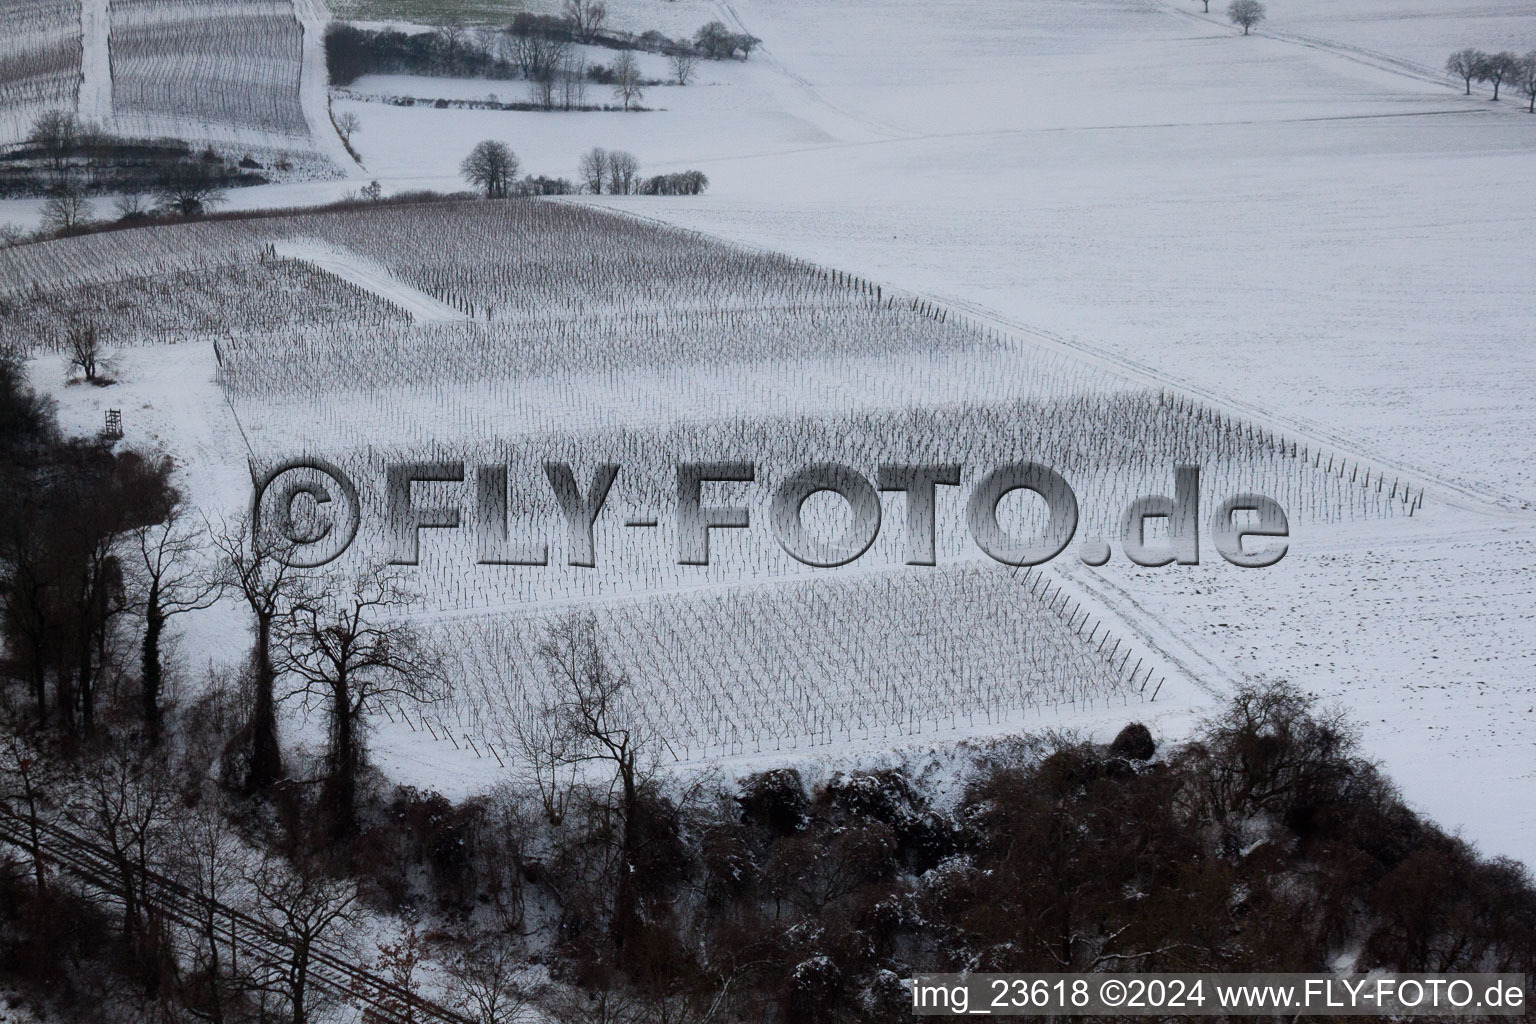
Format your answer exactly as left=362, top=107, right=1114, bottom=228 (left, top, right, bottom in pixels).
left=295, top=0, right=360, bottom=169
left=78, top=0, right=111, bottom=125
left=0, top=808, right=475, bottom=1024
left=271, top=239, right=470, bottom=322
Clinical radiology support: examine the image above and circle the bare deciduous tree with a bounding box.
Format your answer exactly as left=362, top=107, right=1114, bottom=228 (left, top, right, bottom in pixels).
left=607, top=149, right=639, bottom=194
left=277, top=566, right=444, bottom=841
left=562, top=0, right=607, bottom=43
left=535, top=613, right=654, bottom=951
left=0, top=734, right=59, bottom=895
left=670, top=49, right=696, bottom=86
left=1227, top=0, right=1264, bottom=35
left=1446, top=48, right=1485, bottom=95
left=333, top=111, right=362, bottom=148
left=170, top=787, right=256, bottom=1024
left=1517, top=51, right=1536, bottom=113
left=155, top=161, right=228, bottom=218
left=64, top=316, right=104, bottom=381
left=132, top=505, right=221, bottom=743
left=448, top=938, right=540, bottom=1023
left=461, top=140, right=520, bottom=198
left=42, top=184, right=93, bottom=235
left=210, top=514, right=305, bottom=793
left=28, top=109, right=78, bottom=174
left=1475, top=51, right=1519, bottom=100
left=114, top=192, right=150, bottom=222
left=66, top=743, right=176, bottom=983
left=578, top=147, right=609, bottom=194
left=249, top=856, right=360, bottom=1024
left=559, top=53, right=588, bottom=110
left=612, top=51, right=644, bottom=111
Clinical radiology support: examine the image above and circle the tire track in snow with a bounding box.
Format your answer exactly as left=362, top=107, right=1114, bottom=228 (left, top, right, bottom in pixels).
left=715, top=0, right=912, bottom=141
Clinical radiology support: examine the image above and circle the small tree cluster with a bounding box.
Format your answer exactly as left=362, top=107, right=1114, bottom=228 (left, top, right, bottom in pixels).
left=637, top=171, right=710, bottom=196
left=694, top=20, right=761, bottom=60
left=1447, top=48, right=1536, bottom=109
left=577, top=147, right=642, bottom=194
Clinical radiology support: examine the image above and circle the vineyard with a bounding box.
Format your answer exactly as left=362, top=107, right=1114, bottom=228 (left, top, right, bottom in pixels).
left=0, top=0, right=82, bottom=146
left=0, top=0, right=327, bottom=167
left=440, top=562, right=1157, bottom=763
left=1, top=199, right=1428, bottom=757
left=110, top=0, right=310, bottom=140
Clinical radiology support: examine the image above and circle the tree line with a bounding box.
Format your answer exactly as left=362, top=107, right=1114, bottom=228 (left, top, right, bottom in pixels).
left=3, top=109, right=260, bottom=231
left=1447, top=48, right=1536, bottom=110
left=460, top=140, right=708, bottom=198
left=324, top=7, right=759, bottom=109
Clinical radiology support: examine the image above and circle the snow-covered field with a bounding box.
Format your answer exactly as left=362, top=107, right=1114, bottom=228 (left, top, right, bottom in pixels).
left=5, top=0, right=1534, bottom=866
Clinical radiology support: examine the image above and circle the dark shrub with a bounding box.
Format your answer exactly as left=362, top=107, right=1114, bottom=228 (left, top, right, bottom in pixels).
left=1110, top=722, right=1156, bottom=761
left=737, top=768, right=808, bottom=835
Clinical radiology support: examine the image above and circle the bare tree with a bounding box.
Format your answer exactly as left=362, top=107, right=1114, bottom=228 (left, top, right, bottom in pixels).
left=607, top=149, right=639, bottom=194
left=578, top=147, right=609, bottom=194
left=64, top=316, right=104, bottom=381
left=434, top=21, right=469, bottom=73
left=170, top=787, right=257, bottom=1024
left=1227, top=0, right=1264, bottom=35
left=276, top=566, right=445, bottom=841
left=461, top=140, right=520, bottom=198
left=448, top=938, right=540, bottom=1023
left=559, top=53, right=588, bottom=110
left=41, top=184, right=93, bottom=234
left=353, top=921, right=430, bottom=1024
left=0, top=734, right=59, bottom=895
left=1518, top=51, right=1536, bottom=113
left=536, top=613, right=654, bottom=951
left=210, top=514, right=305, bottom=793
left=66, top=743, right=177, bottom=986
left=114, top=191, right=150, bottom=222
left=249, top=855, right=360, bottom=1024
left=505, top=690, right=579, bottom=827
left=132, top=505, right=221, bottom=743
left=1446, top=48, right=1485, bottom=95
left=563, top=0, right=607, bottom=43
left=511, top=24, right=570, bottom=92
left=1475, top=51, right=1519, bottom=100
left=333, top=111, right=362, bottom=149
left=28, top=109, right=78, bottom=174
left=669, top=49, right=697, bottom=85
left=155, top=160, right=228, bottom=218
left=612, top=51, right=644, bottom=111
